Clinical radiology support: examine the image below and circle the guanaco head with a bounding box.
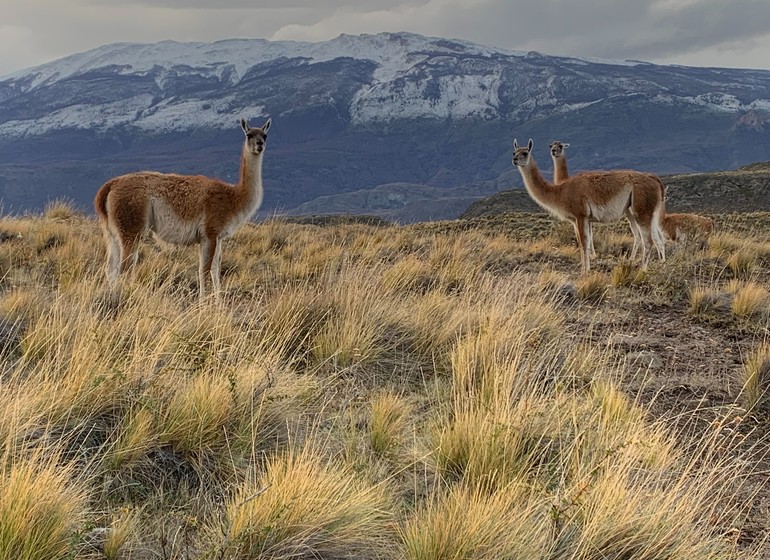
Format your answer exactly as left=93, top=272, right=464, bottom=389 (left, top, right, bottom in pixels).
left=240, top=117, right=272, bottom=155
left=512, top=138, right=534, bottom=168
left=549, top=140, right=570, bottom=159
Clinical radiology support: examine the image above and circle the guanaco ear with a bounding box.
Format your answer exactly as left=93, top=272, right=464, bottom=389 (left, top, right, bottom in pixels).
left=513, top=138, right=520, bottom=150
left=240, top=117, right=250, bottom=135
left=527, top=138, right=533, bottom=151
left=562, top=142, right=570, bottom=149
left=261, top=118, right=272, bottom=133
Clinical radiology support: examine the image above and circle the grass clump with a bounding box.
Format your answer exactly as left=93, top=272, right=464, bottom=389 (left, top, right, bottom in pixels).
left=610, top=260, right=646, bottom=288
left=400, top=484, right=548, bottom=560
left=726, top=248, right=758, bottom=278
left=106, top=407, right=156, bottom=471
left=159, top=374, right=235, bottom=454
left=219, top=445, right=394, bottom=559
left=432, top=403, right=540, bottom=489
left=689, top=285, right=733, bottom=322
left=577, top=272, right=609, bottom=302
left=0, top=452, right=86, bottom=560
left=103, top=508, right=141, bottom=560
left=729, top=281, right=769, bottom=321
left=369, top=392, right=411, bottom=458
left=43, top=198, right=79, bottom=222
left=740, top=343, right=770, bottom=414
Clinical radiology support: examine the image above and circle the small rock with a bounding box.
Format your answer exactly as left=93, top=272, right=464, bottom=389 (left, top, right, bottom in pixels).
left=712, top=292, right=734, bottom=316
left=554, top=282, right=578, bottom=303
left=627, top=350, right=664, bottom=371
left=80, top=527, right=110, bottom=554
left=606, top=333, right=637, bottom=349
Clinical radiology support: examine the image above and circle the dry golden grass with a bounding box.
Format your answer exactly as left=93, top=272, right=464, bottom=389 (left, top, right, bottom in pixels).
left=577, top=271, right=610, bottom=302
left=741, top=343, right=770, bottom=414
left=729, top=281, right=770, bottom=321
left=400, top=483, right=549, bottom=560
left=611, top=259, right=648, bottom=288
left=220, top=444, right=395, bottom=559
left=0, top=447, right=87, bottom=560
left=43, top=198, right=80, bottom=222
left=0, top=211, right=761, bottom=559
left=103, top=508, right=142, bottom=560
left=369, top=392, right=412, bottom=458
left=689, top=285, right=733, bottom=321
left=727, top=249, right=759, bottom=278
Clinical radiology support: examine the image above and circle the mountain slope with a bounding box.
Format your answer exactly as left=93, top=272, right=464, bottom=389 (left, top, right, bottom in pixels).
left=1, top=32, right=769, bottom=219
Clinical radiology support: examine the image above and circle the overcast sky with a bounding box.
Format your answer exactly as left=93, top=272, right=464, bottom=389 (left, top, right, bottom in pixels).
left=2, top=0, right=770, bottom=76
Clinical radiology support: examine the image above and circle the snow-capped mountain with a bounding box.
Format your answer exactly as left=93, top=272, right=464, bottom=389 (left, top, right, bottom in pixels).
left=1, top=32, right=769, bottom=220
left=0, top=33, right=519, bottom=136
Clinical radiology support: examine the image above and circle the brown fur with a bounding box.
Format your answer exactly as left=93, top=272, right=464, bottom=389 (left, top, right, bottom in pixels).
left=513, top=138, right=666, bottom=273
left=548, top=141, right=668, bottom=261
left=94, top=117, right=271, bottom=299
left=661, top=213, right=714, bottom=242
left=549, top=140, right=570, bottom=185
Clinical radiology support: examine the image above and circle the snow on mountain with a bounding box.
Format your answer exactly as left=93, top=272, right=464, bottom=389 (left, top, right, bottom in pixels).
left=1, top=32, right=769, bottom=141
left=351, top=72, right=504, bottom=123
left=2, top=31, right=704, bottom=136
left=1, top=32, right=525, bottom=134
left=3, top=32, right=514, bottom=90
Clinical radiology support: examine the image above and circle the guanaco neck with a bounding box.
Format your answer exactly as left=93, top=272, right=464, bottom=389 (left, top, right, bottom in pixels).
left=552, top=155, right=569, bottom=184
left=236, top=144, right=264, bottom=212
left=516, top=158, right=564, bottom=212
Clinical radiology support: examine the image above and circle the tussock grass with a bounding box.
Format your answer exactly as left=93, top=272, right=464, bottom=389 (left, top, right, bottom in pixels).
left=106, top=407, right=156, bottom=471
left=689, top=285, right=733, bottom=321
left=740, top=343, right=770, bottom=414
left=558, top=451, right=741, bottom=560
left=432, top=401, right=543, bottom=489
left=0, top=449, right=87, bottom=560
left=709, top=232, right=744, bottom=257
left=729, top=281, right=770, bottom=321
left=691, top=278, right=770, bottom=324
left=727, top=248, right=758, bottom=278
left=310, top=266, right=395, bottom=369
left=382, top=254, right=438, bottom=294
left=220, top=445, right=394, bottom=559
left=611, top=259, right=642, bottom=287
left=369, top=392, right=411, bottom=458
left=0, top=211, right=759, bottom=559
left=577, top=271, right=609, bottom=302
left=43, top=198, right=79, bottom=222
left=103, top=507, right=141, bottom=560
left=400, top=484, right=548, bottom=560
left=159, top=373, right=236, bottom=453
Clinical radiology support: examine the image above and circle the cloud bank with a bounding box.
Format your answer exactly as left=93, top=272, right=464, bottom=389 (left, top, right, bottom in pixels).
left=2, top=0, right=769, bottom=76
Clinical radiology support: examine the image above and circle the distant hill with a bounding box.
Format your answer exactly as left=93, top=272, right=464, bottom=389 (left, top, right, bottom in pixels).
left=460, top=164, right=770, bottom=219
left=2, top=33, right=770, bottom=220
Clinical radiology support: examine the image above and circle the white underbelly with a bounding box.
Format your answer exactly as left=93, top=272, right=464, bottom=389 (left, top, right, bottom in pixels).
left=149, top=198, right=203, bottom=246
left=587, top=191, right=630, bottom=223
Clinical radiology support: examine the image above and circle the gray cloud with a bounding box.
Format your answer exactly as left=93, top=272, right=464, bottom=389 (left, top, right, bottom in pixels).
left=2, top=0, right=770, bottom=76
left=81, top=0, right=412, bottom=9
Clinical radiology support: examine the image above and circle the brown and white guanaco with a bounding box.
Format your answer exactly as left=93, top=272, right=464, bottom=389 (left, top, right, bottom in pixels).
left=94, top=117, right=271, bottom=299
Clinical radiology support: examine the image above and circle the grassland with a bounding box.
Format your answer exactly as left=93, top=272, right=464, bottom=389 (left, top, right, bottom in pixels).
left=1, top=203, right=770, bottom=559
